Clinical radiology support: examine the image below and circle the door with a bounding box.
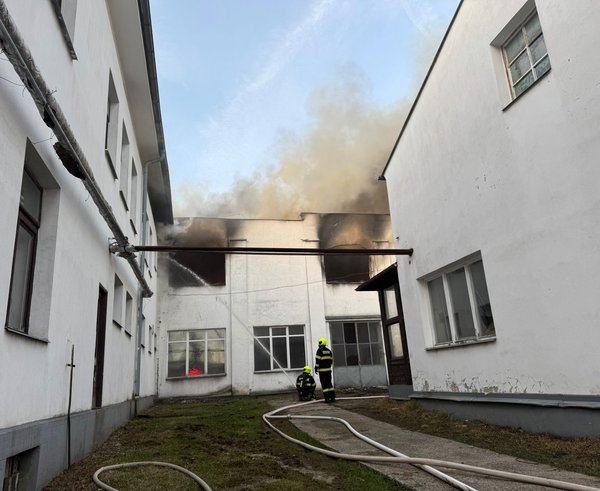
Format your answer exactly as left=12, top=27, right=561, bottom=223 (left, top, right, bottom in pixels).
left=92, top=286, right=107, bottom=408
left=329, top=320, right=388, bottom=388
left=381, top=283, right=412, bottom=386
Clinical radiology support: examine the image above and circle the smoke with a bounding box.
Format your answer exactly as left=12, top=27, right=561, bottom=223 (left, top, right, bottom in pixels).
left=174, top=73, right=409, bottom=219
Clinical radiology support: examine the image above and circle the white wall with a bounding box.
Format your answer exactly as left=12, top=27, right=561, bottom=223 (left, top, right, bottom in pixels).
left=386, top=0, right=600, bottom=395
left=0, top=0, right=162, bottom=429
left=158, top=215, right=389, bottom=397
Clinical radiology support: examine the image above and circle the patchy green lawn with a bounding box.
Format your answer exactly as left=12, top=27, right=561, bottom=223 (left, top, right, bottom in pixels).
left=348, top=398, right=600, bottom=478
left=44, top=397, right=410, bottom=490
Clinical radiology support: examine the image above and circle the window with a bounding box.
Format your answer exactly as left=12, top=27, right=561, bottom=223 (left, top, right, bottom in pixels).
left=124, top=292, right=133, bottom=336
left=330, top=321, right=384, bottom=367
left=119, top=125, right=130, bottom=208
left=503, top=11, right=550, bottom=98
left=253, top=325, right=305, bottom=372
left=3, top=447, right=39, bottom=491
left=6, top=170, right=42, bottom=334
left=104, top=74, right=119, bottom=177
left=112, top=275, right=123, bottom=328
left=167, top=329, right=225, bottom=378
left=5, top=143, right=59, bottom=340
left=130, top=161, right=138, bottom=233
left=148, top=325, right=153, bottom=354
left=426, top=259, right=495, bottom=346
left=50, top=0, right=77, bottom=59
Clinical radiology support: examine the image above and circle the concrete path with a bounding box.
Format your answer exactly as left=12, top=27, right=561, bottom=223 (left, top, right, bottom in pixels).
left=265, top=395, right=600, bottom=491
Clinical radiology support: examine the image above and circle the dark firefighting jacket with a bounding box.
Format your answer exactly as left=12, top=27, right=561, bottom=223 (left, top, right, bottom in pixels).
left=315, top=346, right=333, bottom=373
left=296, top=372, right=316, bottom=392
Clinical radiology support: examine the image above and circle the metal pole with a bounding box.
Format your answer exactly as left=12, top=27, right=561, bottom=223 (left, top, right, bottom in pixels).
left=133, top=246, right=413, bottom=256
left=66, top=345, right=75, bottom=468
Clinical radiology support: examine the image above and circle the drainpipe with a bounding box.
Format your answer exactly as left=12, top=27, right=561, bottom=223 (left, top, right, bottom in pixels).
left=0, top=1, right=152, bottom=298
left=133, top=158, right=162, bottom=401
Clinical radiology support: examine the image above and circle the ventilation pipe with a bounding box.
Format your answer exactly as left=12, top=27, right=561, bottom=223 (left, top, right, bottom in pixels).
left=0, top=1, right=153, bottom=298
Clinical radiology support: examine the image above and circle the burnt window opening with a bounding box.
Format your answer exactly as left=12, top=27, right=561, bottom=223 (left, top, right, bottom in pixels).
left=324, top=254, right=370, bottom=284
left=169, top=252, right=225, bottom=287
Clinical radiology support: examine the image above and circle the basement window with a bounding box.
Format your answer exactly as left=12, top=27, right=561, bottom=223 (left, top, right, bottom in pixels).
left=253, top=325, right=306, bottom=372
left=50, top=0, right=77, bottom=59
left=425, top=257, right=495, bottom=347
left=167, top=329, right=225, bottom=378
left=3, top=447, right=39, bottom=491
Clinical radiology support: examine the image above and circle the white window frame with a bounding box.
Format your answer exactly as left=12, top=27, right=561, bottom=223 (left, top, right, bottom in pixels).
left=167, top=329, right=226, bottom=378
left=502, top=11, right=550, bottom=99
left=424, top=256, right=495, bottom=348
left=253, top=325, right=306, bottom=372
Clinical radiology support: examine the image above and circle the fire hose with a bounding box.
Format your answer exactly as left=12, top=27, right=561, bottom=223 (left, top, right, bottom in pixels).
left=93, top=396, right=600, bottom=491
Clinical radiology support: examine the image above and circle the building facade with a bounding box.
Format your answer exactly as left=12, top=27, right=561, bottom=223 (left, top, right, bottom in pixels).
left=157, top=214, right=394, bottom=398
left=0, top=0, right=172, bottom=487
left=382, top=0, right=600, bottom=436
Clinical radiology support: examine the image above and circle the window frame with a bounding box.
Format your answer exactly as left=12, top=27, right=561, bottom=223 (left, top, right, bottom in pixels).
left=502, top=11, right=551, bottom=100
left=50, top=0, right=78, bottom=59
left=329, top=320, right=384, bottom=367
left=5, top=170, right=42, bottom=334
left=167, top=329, right=226, bottom=379
left=424, top=257, right=496, bottom=349
left=253, top=325, right=306, bottom=372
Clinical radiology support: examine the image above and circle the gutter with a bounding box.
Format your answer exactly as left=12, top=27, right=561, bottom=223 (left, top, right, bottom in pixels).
left=0, top=1, right=153, bottom=297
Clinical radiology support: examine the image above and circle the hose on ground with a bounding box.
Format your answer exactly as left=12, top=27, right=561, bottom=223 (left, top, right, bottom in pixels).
left=92, top=461, right=212, bottom=491
left=263, top=396, right=600, bottom=491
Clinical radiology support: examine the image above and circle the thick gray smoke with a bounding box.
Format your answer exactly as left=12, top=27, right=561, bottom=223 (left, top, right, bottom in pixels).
left=174, top=76, right=409, bottom=219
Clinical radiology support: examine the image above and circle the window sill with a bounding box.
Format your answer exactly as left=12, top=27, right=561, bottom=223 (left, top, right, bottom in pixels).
left=254, top=369, right=302, bottom=374
left=113, top=320, right=123, bottom=329
left=4, top=326, right=49, bottom=344
left=167, top=373, right=226, bottom=381
left=120, top=191, right=129, bottom=211
left=502, top=68, right=551, bottom=111
left=426, top=336, right=496, bottom=351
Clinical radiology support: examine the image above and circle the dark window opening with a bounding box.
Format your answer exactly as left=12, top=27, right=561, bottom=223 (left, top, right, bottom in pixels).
left=169, top=252, right=225, bottom=287
left=324, top=254, right=370, bottom=283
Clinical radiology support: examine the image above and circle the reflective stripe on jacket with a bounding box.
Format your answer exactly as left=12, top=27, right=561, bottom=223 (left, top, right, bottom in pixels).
left=315, top=346, right=333, bottom=372
left=296, top=373, right=316, bottom=389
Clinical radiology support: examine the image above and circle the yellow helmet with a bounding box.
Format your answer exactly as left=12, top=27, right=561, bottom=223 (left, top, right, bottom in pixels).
left=318, top=338, right=327, bottom=346
left=304, top=366, right=311, bottom=373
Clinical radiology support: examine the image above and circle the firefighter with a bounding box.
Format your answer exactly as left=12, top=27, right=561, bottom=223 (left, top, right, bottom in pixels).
left=296, top=366, right=317, bottom=401
left=315, top=338, right=336, bottom=402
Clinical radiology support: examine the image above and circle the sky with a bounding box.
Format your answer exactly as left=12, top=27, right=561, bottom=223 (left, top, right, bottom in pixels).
left=149, top=0, right=460, bottom=218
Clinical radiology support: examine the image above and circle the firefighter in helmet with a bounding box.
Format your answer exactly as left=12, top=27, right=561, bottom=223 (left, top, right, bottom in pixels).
left=296, top=366, right=317, bottom=401
left=315, top=338, right=335, bottom=402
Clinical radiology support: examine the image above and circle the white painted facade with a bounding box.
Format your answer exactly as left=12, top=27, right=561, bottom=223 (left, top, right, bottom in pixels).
left=158, top=214, right=393, bottom=398
left=0, top=0, right=170, bottom=485
left=385, top=0, right=600, bottom=396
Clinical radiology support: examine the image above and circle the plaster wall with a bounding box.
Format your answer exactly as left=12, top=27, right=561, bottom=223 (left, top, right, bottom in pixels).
left=0, top=0, right=161, bottom=433
left=385, top=0, right=600, bottom=395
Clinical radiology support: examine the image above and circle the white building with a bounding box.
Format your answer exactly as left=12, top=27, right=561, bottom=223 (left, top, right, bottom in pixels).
left=0, top=0, right=172, bottom=487
left=380, top=0, right=600, bottom=436
left=157, top=214, right=394, bottom=398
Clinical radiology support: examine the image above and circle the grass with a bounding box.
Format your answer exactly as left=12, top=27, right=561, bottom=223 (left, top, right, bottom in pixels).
left=44, top=397, right=410, bottom=490
left=348, top=397, right=600, bottom=478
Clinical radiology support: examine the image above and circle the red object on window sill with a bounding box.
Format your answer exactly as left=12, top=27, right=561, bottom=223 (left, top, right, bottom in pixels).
left=188, top=367, right=203, bottom=376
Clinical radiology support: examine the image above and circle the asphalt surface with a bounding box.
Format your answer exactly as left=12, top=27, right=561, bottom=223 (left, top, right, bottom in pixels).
left=265, top=394, right=600, bottom=491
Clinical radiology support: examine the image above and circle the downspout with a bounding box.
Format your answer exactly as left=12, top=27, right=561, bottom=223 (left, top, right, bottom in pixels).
left=0, top=1, right=152, bottom=298
left=134, top=158, right=162, bottom=400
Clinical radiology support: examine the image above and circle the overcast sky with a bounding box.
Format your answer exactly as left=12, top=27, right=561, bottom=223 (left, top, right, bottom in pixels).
left=149, top=0, right=459, bottom=216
